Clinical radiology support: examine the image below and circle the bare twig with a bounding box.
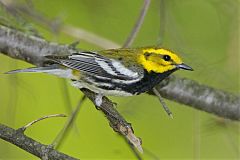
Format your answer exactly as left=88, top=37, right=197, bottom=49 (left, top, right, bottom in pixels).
left=52, top=95, right=86, bottom=149
left=81, top=88, right=143, bottom=153
left=123, top=0, right=151, bottom=47
left=18, top=114, right=66, bottom=133
left=0, top=123, right=78, bottom=160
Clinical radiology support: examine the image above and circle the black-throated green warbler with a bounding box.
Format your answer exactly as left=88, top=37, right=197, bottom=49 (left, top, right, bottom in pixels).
left=6, top=47, right=193, bottom=106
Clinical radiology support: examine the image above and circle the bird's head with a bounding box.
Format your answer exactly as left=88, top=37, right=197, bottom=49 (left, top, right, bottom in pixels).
left=138, top=48, right=193, bottom=73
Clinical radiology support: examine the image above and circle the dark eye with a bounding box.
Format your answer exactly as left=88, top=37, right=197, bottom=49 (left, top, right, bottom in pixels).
left=163, top=55, right=171, bottom=61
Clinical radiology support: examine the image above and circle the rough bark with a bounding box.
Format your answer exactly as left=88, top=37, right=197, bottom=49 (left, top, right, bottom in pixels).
left=0, top=124, right=78, bottom=160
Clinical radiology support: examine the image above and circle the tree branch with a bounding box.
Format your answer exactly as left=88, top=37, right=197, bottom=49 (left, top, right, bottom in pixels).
left=81, top=88, right=142, bottom=152
left=0, top=123, right=78, bottom=160
left=153, top=76, right=240, bottom=120
left=0, top=25, right=239, bottom=121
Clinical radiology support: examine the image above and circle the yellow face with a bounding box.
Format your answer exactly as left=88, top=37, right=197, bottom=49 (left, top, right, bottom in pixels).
left=138, top=48, right=184, bottom=73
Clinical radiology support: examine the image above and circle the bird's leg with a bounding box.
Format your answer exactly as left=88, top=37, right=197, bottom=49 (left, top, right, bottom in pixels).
left=153, top=87, right=173, bottom=118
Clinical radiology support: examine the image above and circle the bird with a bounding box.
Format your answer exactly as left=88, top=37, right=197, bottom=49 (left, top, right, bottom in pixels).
left=6, top=47, right=193, bottom=107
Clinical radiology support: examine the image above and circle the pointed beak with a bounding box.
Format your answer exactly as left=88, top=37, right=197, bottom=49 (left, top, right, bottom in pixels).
left=176, top=63, right=193, bottom=71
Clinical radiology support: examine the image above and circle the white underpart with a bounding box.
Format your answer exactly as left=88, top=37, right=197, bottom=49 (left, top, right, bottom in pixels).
left=71, top=80, right=133, bottom=96
left=95, top=59, right=118, bottom=76
left=111, top=60, right=139, bottom=78
left=85, top=77, right=113, bottom=87
left=95, top=94, right=103, bottom=106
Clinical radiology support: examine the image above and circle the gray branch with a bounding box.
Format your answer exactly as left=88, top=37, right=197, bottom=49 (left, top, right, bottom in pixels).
left=152, top=76, right=240, bottom=120
left=0, top=25, right=239, bottom=121
left=0, top=124, right=78, bottom=160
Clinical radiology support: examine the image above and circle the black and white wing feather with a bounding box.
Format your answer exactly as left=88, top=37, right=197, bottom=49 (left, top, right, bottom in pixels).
left=45, top=51, right=143, bottom=81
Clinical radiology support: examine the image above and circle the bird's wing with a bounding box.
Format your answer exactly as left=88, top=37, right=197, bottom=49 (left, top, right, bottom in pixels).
left=45, top=51, right=143, bottom=81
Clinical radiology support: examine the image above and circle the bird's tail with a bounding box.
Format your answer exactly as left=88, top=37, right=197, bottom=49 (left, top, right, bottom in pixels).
left=5, top=64, right=75, bottom=79
left=5, top=65, right=59, bottom=74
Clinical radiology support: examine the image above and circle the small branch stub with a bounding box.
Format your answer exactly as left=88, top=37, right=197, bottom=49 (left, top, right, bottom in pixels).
left=17, top=114, right=67, bottom=133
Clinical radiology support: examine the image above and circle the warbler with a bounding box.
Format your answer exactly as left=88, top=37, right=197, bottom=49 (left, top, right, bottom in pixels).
left=6, top=47, right=193, bottom=106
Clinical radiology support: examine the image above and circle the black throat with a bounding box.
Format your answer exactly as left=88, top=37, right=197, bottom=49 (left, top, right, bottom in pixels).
left=122, top=69, right=177, bottom=95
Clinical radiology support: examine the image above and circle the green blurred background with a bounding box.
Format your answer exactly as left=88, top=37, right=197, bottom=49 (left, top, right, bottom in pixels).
left=0, top=0, right=239, bottom=159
